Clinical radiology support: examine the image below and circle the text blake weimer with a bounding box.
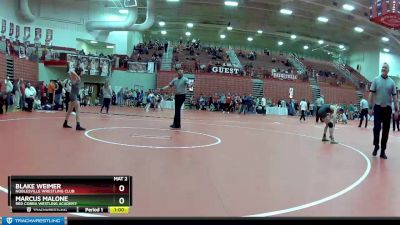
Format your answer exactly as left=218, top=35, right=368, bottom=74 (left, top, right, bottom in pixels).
left=14, top=183, right=75, bottom=194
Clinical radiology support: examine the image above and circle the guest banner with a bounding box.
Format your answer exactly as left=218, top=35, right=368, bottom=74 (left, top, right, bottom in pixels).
left=9, top=22, right=14, bottom=37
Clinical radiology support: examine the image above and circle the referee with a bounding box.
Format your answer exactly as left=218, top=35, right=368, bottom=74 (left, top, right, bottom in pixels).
left=159, top=69, right=192, bottom=129
left=358, top=97, right=369, bottom=128
left=315, top=95, right=325, bottom=123
left=369, top=63, right=399, bottom=159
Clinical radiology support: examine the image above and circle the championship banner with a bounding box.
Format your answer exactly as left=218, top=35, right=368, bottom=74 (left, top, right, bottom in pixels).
left=89, top=57, right=99, bottom=76
left=19, top=43, right=26, bottom=59
left=46, top=29, right=53, bottom=41
left=9, top=22, right=14, bottom=37
left=128, top=62, right=147, bottom=73
left=79, top=56, right=89, bottom=75
left=1, top=19, right=6, bottom=34
left=67, top=54, right=79, bottom=71
left=35, top=28, right=42, bottom=43
left=16, top=25, right=20, bottom=39
left=272, top=72, right=298, bottom=80
left=289, top=87, right=294, bottom=99
left=24, top=26, right=31, bottom=41
left=100, top=58, right=110, bottom=77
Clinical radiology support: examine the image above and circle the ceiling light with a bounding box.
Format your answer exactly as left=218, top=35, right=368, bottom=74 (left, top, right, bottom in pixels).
left=257, top=30, right=263, bottom=34
left=304, top=45, right=309, bottom=50
left=159, top=21, right=166, bottom=27
left=278, top=41, right=284, bottom=46
left=339, top=45, right=345, bottom=49
left=119, top=9, right=129, bottom=14
left=185, top=31, right=191, bottom=36
left=224, top=1, right=238, bottom=6
left=317, top=16, right=329, bottom=22
left=354, top=27, right=364, bottom=33
left=383, top=48, right=390, bottom=53
left=166, top=0, right=180, bottom=2
left=247, top=37, right=253, bottom=42
left=318, top=40, right=324, bottom=44
left=343, top=4, right=355, bottom=11
left=290, top=34, right=297, bottom=39
left=187, top=23, right=194, bottom=28
left=161, top=30, right=167, bottom=35
left=90, top=40, right=98, bottom=44
left=106, top=45, right=114, bottom=49
left=280, top=9, right=293, bottom=15
left=382, top=37, right=389, bottom=42
left=227, top=26, right=233, bottom=31
left=220, top=34, right=226, bottom=39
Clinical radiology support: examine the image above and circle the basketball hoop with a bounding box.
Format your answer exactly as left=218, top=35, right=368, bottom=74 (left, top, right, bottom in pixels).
left=370, top=0, right=400, bottom=29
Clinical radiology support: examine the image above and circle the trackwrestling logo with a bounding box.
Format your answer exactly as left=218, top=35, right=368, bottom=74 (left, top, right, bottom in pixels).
left=2, top=217, right=64, bottom=225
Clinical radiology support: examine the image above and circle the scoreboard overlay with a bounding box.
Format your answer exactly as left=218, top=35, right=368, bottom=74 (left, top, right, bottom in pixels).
left=8, top=176, right=132, bottom=214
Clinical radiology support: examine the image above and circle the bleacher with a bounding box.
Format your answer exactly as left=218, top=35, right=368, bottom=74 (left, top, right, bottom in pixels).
left=302, top=58, right=353, bottom=88
left=236, top=50, right=295, bottom=76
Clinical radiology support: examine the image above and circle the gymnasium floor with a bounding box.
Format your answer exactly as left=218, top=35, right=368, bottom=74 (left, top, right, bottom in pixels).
left=0, top=107, right=400, bottom=217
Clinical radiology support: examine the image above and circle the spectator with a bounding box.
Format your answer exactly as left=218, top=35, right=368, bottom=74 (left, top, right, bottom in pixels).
left=24, top=82, right=36, bottom=112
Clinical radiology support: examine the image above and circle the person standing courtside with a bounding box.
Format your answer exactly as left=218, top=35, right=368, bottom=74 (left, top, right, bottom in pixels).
left=315, top=95, right=324, bottom=123
left=358, top=97, right=369, bottom=128
left=369, top=63, right=399, bottom=159
left=100, top=80, right=112, bottom=115
left=299, top=98, right=307, bottom=122
left=159, top=69, right=192, bottom=129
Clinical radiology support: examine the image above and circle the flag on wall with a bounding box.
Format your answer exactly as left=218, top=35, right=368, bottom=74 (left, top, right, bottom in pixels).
left=16, top=25, right=20, bottom=39
left=24, top=26, right=31, bottom=40
left=46, top=29, right=53, bottom=41
left=35, top=28, right=42, bottom=40
left=1, top=19, right=6, bottom=34
left=9, top=22, right=14, bottom=37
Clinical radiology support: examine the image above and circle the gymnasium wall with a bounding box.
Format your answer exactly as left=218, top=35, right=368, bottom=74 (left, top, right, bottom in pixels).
left=348, top=45, right=380, bottom=81
left=14, top=57, right=39, bottom=82
left=319, top=84, right=358, bottom=105
left=0, top=0, right=141, bottom=55
left=194, top=74, right=253, bottom=98
left=264, top=80, right=312, bottom=103
left=38, top=64, right=156, bottom=91
left=0, top=54, right=6, bottom=80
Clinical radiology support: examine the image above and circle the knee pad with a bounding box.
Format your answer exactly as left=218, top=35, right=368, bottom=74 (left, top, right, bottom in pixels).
left=328, top=122, right=334, bottom=128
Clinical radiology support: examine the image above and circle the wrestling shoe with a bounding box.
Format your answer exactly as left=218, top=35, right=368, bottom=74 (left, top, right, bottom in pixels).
left=322, top=136, right=329, bottom=142
left=63, top=121, right=72, bottom=129
left=380, top=149, right=387, bottom=159
left=372, top=146, right=379, bottom=156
